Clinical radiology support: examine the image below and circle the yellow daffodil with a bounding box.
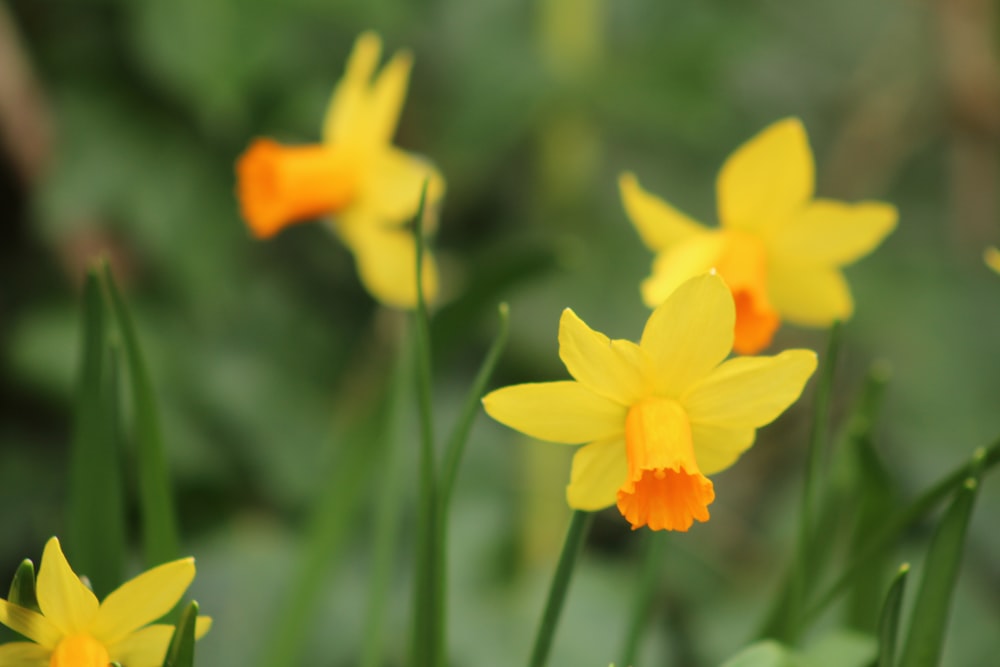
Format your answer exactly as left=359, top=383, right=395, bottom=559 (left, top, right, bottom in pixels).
left=483, top=273, right=816, bottom=531
left=236, top=31, right=445, bottom=308
left=620, top=118, right=897, bottom=354
left=985, top=247, right=1000, bottom=274
left=0, top=537, right=211, bottom=667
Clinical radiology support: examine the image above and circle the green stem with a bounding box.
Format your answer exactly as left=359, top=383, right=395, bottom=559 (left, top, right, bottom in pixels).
left=619, top=531, right=667, bottom=667
left=410, top=183, right=440, bottom=667
left=528, top=510, right=594, bottom=667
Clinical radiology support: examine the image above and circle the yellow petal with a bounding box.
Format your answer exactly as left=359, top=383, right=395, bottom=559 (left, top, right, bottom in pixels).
left=88, top=558, right=195, bottom=646
left=0, top=641, right=50, bottom=667
left=361, top=148, right=445, bottom=225
left=334, top=214, right=438, bottom=308
left=640, top=232, right=725, bottom=307
left=984, top=246, right=1000, bottom=274
left=0, top=599, right=63, bottom=649
left=482, top=382, right=626, bottom=444
left=768, top=200, right=897, bottom=267
left=35, top=537, right=99, bottom=636
left=767, top=263, right=853, bottom=326
left=717, top=118, right=814, bottom=233
left=106, top=617, right=211, bottom=667
left=690, top=422, right=756, bottom=475
left=681, top=349, right=817, bottom=429
left=619, top=172, right=704, bottom=252
left=566, top=438, right=628, bottom=511
left=558, top=309, right=649, bottom=405
left=322, top=32, right=382, bottom=144
left=366, top=50, right=413, bottom=147
left=639, top=273, right=735, bottom=396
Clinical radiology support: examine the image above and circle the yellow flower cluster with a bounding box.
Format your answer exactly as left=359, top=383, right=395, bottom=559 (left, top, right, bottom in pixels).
left=234, top=32, right=897, bottom=532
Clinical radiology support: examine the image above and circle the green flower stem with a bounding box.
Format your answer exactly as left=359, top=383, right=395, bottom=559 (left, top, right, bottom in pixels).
left=528, top=510, right=594, bottom=667
left=619, top=530, right=667, bottom=667
left=789, top=322, right=841, bottom=640
left=876, top=563, right=910, bottom=667
left=411, top=183, right=441, bottom=667
left=433, top=304, right=510, bottom=666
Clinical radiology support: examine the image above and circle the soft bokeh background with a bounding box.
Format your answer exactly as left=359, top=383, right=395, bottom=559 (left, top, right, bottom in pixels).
left=2, top=0, right=999, bottom=665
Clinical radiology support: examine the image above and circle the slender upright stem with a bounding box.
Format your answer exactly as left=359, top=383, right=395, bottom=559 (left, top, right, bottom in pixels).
left=528, top=510, right=594, bottom=667
left=619, top=531, right=667, bottom=667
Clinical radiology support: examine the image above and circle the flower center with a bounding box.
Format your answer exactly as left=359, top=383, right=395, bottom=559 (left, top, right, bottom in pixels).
left=715, top=231, right=779, bottom=354
left=49, top=633, right=109, bottom=667
left=616, top=397, right=715, bottom=531
left=236, top=138, right=359, bottom=239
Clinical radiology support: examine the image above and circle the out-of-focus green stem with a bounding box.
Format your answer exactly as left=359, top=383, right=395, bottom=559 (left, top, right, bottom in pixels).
left=528, top=510, right=594, bottom=667
left=619, top=530, right=667, bottom=667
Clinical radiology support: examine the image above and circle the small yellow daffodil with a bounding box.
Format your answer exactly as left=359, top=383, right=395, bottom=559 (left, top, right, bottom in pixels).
left=0, top=537, right=210, bottom=667
left=483, top=273, right=817, bottom=531
left=985, top=247, right=1000, bottom=274
left=236, top=31, right=445, bottom=308
left=621, top=118, right=897, bottom=354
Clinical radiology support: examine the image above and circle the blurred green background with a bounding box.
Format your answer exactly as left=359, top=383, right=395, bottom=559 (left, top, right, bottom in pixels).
left=1, top=0, right=999, bottom=665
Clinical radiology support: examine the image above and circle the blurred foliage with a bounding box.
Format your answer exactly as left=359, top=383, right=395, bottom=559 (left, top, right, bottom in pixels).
left=2, top=0, right=1000, bottom=665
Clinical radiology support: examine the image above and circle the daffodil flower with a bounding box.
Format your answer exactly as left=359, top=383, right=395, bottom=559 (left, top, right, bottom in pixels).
left=483, top=274, right=816, bottom=531
left=985, top=247, right=1000, bottom=274
left=0, top=537, right=211, bottom=667
left=620, top=118, right=897, bottom=354
left=236, top=31, right=445, bottom=308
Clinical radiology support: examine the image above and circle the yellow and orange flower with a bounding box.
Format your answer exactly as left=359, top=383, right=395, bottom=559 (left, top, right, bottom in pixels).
left=236, top=31, right=445, bottom=308
left=985, top=247, right=1000, bottom=274
left=483, top=273, right=816, bottom=531
left=0, top=537, right=210, bottom=667
left=621, top=118, right=897, bottom=354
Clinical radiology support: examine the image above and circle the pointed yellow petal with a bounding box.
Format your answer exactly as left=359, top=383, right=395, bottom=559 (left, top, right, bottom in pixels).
left=0, top=641, right=50, bottom=667
left=717, top=118, right=814, bottom=232
left=558, top=309, right=649, bottom=405
left=322, top=32, right=382, bottom=143
left=985, top=246, right=1000, bottom=274
left=768, top=199, right=897, bottom=267
left=35, top=537, right=99, bottom=636
left=334, top=214, right=438, bottom=308
left=106, top=617, right=211, bottom=667
left=483, top=382, right=626, bottom=444
left=767, top=263, right=853, bottom=326
left=89, top=558, right=194, bottom=645
left=566, top=438, right=628, bottom=511
left=366, top=50, right=413, bottom=147
left=361, top=148, right=445, bottom=225
left=619, top=172, right=705, bottom=252
left=690, top=422, right=756, bottom=475
left=682, top=349, right=817, bottom=429
left=640, top=232, right=725, bottom=307
left=639, top=273, right=735, bottom=396
left=0, top=600, right=63, bottom=649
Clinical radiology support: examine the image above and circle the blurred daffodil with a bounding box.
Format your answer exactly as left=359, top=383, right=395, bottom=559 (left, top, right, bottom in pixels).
left=236, top=31, right=445, bottom=308
left=621, top=118, right=896, bottom=354
left=985, top=247, right=1000, bottom=274
left=483, top=273, right=816, bottom=531
left=0, top=537, right=210, bottom=667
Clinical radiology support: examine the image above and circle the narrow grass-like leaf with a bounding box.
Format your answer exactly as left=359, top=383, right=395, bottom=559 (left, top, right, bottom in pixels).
left=68, top=268, right=126, bottom=596
left=161, top=600, right=199, bottom=667
left=7, top=560, right=39, bottom=612
left=528, top=510, right=594, bottom=667
left=877, top=563, right=909, bottom=667
left=410, top=181, right=440, bottom=667
left=360, top=339, right=414, bottom=667
left=100, top=262, right=179, bottom=567
left=898, top=478, right=980, bottom=667
left=805, top=440, right=999, bottom=623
